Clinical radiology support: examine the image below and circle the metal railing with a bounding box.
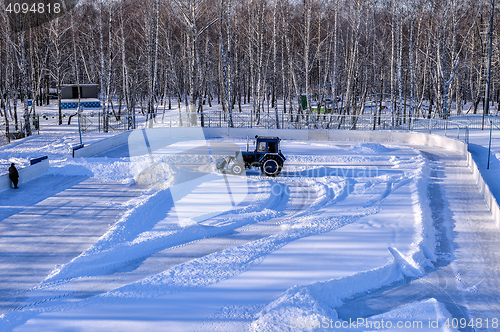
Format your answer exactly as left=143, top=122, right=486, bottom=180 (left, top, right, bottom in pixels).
left=79, top=111, right=129, bottom=133
left=75, top=110, right=473, bottom=145
left=447, top=114, right=500, bottom=130
left=199, top=111, right=471, bottom=145
left=1, top=108, right=474, bottom=148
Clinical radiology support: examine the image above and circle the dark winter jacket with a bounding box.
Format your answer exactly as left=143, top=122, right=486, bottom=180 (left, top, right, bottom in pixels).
left=8, top=165, right=18, bottom=179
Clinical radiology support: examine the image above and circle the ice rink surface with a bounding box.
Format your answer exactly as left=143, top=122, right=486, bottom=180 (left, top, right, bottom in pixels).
left=0, top=130, right=500, bottom=331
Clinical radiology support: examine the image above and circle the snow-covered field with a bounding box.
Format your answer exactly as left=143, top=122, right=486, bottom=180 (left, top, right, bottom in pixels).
left=1, top=106, right=500, bottom=331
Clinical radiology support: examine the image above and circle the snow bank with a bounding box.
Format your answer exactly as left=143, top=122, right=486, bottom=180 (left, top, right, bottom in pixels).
left=46, top=157, right=134, bottom=184
left=250, top=263, right=402, bottom=332
left=348, top=142, right=396, bottom=153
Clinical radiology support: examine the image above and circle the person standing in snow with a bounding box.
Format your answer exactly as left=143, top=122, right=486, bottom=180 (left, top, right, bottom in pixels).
left=8, top=163, right=19, bottom=189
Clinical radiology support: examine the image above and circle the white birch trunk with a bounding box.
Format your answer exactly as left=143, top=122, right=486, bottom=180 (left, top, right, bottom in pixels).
left=273, top=0, right=279, bottom=128
left=20, top=31, right=31, bottom=136
left=100, top=1, right=108, bottom=132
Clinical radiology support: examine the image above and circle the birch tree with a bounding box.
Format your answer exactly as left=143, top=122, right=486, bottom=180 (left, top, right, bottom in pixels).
left=169, top=0, right=218, bottom=126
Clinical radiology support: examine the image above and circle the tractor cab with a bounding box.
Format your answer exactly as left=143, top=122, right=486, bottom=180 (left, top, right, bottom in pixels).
left=253, top=136, right=279, bottom=154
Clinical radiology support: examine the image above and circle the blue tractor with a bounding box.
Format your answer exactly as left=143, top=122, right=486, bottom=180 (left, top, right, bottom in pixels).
left=216, top=136, right=286, bottom=176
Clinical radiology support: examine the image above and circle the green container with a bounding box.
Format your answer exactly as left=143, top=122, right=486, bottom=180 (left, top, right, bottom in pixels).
left=301, top=94, right=308, bottom=110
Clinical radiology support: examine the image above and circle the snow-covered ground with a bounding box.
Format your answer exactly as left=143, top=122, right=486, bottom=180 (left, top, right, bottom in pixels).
left=1, top=105, right=500, bottom=331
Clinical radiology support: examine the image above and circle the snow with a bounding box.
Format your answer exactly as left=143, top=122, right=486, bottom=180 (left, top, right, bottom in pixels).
left=0, top=107, right=500, bottom=331
left=468, top=132, right=500, bottom=200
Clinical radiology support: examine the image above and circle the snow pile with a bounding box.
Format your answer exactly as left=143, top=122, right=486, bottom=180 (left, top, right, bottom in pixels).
left=349, top=142, right=395, bottom=153
left=250, top=287, right=338, bottom=332
left=250, top=264, right=401, bottom=332
left=388, top=247, right=425, bottom=278
left=390, top=155, right=426, bottom=169
left=133, top=158, right=211, bottom=189
left=46, top=157, right=133, bottom=183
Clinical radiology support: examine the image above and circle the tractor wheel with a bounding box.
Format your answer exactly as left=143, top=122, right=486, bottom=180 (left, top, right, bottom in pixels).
left=231, top=163, right=244, bottom=176
left=261, top=156, right=283, bottom=177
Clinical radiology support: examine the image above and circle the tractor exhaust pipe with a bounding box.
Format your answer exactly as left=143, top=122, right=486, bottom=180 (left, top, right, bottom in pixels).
left=246, top=136, right=249, bottom=152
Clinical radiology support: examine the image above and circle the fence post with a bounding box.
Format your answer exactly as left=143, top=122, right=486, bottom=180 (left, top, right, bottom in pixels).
left=488, top=120, right=493, bottom=169
left=77, top=107, right=83, bottom=146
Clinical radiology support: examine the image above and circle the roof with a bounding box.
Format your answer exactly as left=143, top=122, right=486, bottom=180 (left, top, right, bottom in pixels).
left=61, top=84, right=99, bottom=87
left=256, top=136, right=280, bottom=141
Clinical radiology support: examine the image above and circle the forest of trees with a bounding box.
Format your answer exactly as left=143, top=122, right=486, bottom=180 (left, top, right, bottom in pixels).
left=0, top=0, right=499, bottom=134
